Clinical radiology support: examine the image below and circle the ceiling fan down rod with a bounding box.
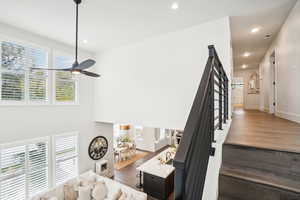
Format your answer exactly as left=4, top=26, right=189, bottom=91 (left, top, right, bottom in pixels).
left=74, top=0, right=81, bottom=66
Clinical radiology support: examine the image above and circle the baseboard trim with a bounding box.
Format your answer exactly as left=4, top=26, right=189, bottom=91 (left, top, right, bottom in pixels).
left=276, top=110, right=300, bottom=124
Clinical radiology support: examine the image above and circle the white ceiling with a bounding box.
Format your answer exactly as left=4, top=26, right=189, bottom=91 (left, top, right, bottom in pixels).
left=0, top=0, right=297, bottom=68
left=231, top=0, right=297, bottom=70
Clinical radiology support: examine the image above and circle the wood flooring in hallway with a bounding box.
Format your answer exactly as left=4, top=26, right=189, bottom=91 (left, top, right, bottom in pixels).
left=226, top=108, right=300, bottom=153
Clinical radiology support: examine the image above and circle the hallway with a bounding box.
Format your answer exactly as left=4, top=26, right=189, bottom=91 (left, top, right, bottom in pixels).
left=225, top=108, right=300, bottom=153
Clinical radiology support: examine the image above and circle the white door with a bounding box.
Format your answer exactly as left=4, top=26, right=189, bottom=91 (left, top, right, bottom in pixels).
left=232, top=77, right=244, bottom=107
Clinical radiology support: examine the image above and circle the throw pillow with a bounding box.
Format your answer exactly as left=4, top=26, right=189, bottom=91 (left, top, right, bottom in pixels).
left=40, top=197, right=58, bottom=200
left=92, top=181, right=108, bottom=200
left=80, top=179, right=96, bottom=187
left=64, top=184, right=78, bottom=200
left=127, top=194, right=137, bottom=200
left=118, top=191, right=127, bottom=200
left=77, top=186, right=92, bottom=200
left=111, top=188, right=122, bottom=200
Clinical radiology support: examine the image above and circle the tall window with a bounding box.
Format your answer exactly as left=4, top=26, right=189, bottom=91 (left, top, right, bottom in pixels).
left=54, top=54, right=77, bottom=103
left=28, top=48, right=48, bottom=101
left=0, top=40, right=48, bottom=103
left=53, top=133, right=78, bottom=185
left=0, top=138, right=49, bottom=200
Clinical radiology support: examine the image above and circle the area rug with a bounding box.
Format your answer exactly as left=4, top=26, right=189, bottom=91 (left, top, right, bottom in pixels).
left=114, top=150, right=149, bottom=170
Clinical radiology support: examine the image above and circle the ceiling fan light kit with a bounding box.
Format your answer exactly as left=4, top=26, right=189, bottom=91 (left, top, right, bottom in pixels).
left=31, top=0, right=100, bottom=78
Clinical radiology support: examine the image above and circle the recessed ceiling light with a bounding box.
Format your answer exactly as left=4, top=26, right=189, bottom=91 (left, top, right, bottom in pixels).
left=243, top=52, right=251, bottom=57
left=171, top=2, right=179, bottom=10
left=242, top=64, right=247, bottom=69
left=83, top=39, right=88, bottom=44
left=251, top=27, right=260, bottom=33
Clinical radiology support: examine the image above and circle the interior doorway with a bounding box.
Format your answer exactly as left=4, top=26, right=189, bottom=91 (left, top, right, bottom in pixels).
left=232, top=77, right=244, bottom=109
left=270, top=52, right=276, bottom=114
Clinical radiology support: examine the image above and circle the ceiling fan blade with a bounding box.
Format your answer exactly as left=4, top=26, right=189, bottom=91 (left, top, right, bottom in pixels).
left=81, top=70, right=101, bottom=77
left=75, top=59, right=96, bottom=70
left=31, top=67, right=72, bottom=71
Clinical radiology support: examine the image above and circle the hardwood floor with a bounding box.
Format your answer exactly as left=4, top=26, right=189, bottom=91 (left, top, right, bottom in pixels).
left=113, top=146, right=171, bottom=200
left=225, top=108, right=300, bottom=153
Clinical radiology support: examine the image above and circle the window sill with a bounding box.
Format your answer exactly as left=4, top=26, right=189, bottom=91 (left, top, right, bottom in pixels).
left=0, top=102, right=80, bottom=107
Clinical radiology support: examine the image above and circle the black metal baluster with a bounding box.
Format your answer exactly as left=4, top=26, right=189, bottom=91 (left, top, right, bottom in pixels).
left=222, top=70, right=226, bottom=124
left=218, top=62, right=223, bottom=130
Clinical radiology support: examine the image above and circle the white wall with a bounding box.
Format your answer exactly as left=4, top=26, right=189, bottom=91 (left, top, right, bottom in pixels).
left=135, top=127, right=156, bottom=152
left=94, top=17, right=232, bottom=130
left=134, top=127, right=170, bottom=152
left=234, top=69, right=260, bottom=110
left=259, top=1, right=300, bottom=123
left=0, top=22, right=114, bottom=176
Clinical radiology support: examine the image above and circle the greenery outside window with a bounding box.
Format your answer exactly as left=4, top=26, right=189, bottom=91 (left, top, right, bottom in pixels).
left=0, top=138, right=49, bottom=200
left=0, top=40, right=48, bottom=104
left=54, top=54, right=77, bottom=103
left=0, top=37, right=79, bottom=105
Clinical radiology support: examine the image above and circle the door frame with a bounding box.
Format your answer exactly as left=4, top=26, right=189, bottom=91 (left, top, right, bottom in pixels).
left=269, top=51, right=277, bottom=114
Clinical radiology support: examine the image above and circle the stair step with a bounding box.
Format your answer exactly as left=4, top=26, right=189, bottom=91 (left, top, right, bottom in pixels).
left=219, top=175, right=300, bottom=200
left=218, top=197, right=239, bottom=200
left=222, top=143, right=300, bottom=181
left=220, top=166, right=300, bottom=194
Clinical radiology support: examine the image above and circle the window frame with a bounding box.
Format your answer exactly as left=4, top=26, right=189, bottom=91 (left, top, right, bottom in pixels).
left=0, top=35, right=51, bottom=106
left=52, top=132, right=79, bottom=186
left=0, top=35, right=80, bottom=106
left=52, top=51, right=79, bottom=105
left=0, top=136, right=50, bottom=200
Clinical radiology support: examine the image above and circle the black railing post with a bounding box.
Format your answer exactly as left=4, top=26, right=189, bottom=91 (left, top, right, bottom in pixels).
left=208, top=45, right=215, bottom=156
left=174, top=163, right=185, bottom=200
left=210, top=63, right=215, bottom=156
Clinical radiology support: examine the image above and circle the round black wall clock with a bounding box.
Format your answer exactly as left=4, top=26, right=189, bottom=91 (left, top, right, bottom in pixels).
left=88, top=136, right=108, bottom=160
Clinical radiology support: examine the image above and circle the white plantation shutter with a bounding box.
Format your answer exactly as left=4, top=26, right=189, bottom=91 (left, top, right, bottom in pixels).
left=27, top=47, right=48, bottom=102
left=27, top=142, right=48, bottom=198
left=0, top=139, right=49, bottom=200
left=54, top=134, right=78, bottom=185
left=0, top=145, right=26, bottom=200
left=0, top=40, right=48, bottom=102
left=54, top=55, right=76, bottom=103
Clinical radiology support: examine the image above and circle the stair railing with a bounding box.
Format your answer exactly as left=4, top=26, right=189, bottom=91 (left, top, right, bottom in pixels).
left=173, top=45, right=229, bottom=200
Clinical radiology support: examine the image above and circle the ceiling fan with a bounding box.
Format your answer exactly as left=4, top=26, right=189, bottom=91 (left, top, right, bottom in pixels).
left=32, top=0, right=100, bottom=77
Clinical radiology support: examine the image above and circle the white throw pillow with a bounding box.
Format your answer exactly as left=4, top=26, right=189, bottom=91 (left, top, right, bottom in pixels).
left=111, top=188, right=122, bottom=200
left=40, top=197, right=58, bottom=200
left=77, top=186, right=92, bottom=200
left=92, top=181, right=108, bottom=200
left=127, top=194, right=137, bottom=200
left=118, top=191, right=127, bottom=200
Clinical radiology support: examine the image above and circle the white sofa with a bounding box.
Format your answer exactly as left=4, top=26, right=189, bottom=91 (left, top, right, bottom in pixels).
left=31, top=171, right=147, bottom=200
